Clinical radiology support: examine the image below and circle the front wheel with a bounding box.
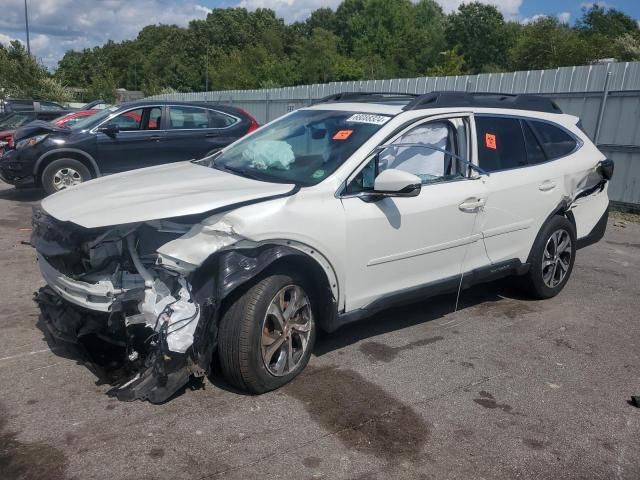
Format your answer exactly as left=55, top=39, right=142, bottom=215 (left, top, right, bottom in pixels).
left=41, top=158, right=92, bottom=195
left=217, top=271, right=316, bottom=393
left=520, top=215, right=577, bottom=299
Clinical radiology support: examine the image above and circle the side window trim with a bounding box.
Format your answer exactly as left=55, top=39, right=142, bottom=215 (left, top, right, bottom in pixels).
left=207, top=108, right=241, bottom=130
left=474, top=113, right=582, bottom=168
left=91, top=105, right=241, bottom=133
left=90, top=106, right=162, bottom=133
left=339, top=113, right=474, bottom=198
left=527, top=119, right=581, bottom=161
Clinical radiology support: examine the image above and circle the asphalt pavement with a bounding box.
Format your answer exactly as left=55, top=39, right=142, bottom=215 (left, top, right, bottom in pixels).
left=0, top=182, right=638, bottom=480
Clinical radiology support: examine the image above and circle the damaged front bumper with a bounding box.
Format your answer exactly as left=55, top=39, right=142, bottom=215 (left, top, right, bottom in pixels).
left=32, top=209, right=222, bottom=403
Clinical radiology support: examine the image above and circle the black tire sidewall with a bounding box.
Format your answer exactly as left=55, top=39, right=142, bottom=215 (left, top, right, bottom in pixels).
left=222, top=271, right=317, bottom=393
left=41, top=158, right=92, bottom=195
left=526, top=215, right=577, bottom=299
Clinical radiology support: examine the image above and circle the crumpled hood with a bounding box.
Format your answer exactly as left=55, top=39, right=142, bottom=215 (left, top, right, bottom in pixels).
left=14, top=120, right=70, bottom=142
left=41, top=161, right=296, bottom=228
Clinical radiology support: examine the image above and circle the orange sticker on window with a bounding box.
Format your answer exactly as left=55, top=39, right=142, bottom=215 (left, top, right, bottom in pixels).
left=333, top=129, right=353, bottom=140
left=485, top=133, right=497, bottom=149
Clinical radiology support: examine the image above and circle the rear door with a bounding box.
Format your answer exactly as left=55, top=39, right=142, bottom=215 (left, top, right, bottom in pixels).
left=474, top=115, right=566, bottom=264
left=162, top=105, right=240, bottom=162
left=95, top=106, right=166, bottom=173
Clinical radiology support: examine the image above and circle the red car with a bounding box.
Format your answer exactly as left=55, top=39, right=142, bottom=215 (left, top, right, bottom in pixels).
left=0, top=110, right=99, bottom=156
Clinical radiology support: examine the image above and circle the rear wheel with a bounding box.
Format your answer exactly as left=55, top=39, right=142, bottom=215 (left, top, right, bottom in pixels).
left=217, top=271, right=316, bottom=393
left=41, top=158, right=92, bottom=195
left=520, top=215, right=576, bottom=299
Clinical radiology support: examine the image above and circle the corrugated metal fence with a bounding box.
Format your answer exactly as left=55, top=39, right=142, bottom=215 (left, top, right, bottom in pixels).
left=147, top=62, right=640, bottom=207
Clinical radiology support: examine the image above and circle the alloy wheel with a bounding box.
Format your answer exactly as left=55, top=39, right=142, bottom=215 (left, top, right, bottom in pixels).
left=52, top=167, right=82, bottom=191
left=261, top=285, right=313, bottom=377
left=542, top=229, right=572, bottom=288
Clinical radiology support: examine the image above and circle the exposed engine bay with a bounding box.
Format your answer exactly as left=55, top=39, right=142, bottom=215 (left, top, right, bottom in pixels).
left=31, top=206, right=313, bottom=403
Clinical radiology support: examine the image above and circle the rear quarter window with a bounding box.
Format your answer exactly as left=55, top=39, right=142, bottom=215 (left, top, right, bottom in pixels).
left=528, top=120, right=578, bottom=159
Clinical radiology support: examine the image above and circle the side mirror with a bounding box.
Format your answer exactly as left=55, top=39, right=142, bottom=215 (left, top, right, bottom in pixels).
left=373, top=169, right=422, bottom=197
left=98, top=123, right=119, bottom=136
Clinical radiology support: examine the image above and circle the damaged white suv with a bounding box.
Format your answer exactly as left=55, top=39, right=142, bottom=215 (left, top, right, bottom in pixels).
left=33, top=92, right=613, bottom=402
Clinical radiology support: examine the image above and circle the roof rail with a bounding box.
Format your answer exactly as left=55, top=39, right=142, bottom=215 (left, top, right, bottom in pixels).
left=312, top=91, right=419, bottom=105
left=403, top=91, right=563, bottom=114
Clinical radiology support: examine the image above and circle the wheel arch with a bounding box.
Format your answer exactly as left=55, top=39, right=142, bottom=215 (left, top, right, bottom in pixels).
left=34, top=149, right=101, bottom=180
left=189, top=241, right=340, bottom=333
left=525, top=200, right=577, bottom=265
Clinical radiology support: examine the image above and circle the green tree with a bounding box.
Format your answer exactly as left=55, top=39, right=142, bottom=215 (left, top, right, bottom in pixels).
left=428, top=49, right=466, bottom=76
left=577, top=4, right=638, bottom=38
left=446, top=2, right=514, bottom=73
left=509, top=17, right=590, bottom=70
left=0, top=41, right=71, bottom=102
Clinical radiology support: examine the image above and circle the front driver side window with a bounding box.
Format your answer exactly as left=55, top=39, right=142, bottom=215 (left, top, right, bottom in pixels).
left=346, top=120, right=465, bottom=194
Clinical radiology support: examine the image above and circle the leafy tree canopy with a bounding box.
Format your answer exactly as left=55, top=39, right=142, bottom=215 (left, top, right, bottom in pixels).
left=1, top=1, right=638, bottom=101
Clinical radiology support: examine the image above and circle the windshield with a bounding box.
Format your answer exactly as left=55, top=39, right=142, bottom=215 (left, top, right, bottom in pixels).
left=0, top=113, right=34, bottom=130
left=70, top=105, right=118, bottom=131
left=203, top=109, right=391, bottom=186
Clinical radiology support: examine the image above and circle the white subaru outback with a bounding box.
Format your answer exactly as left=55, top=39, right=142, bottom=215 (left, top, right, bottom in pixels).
left=32, top=92, right=613, bottom=402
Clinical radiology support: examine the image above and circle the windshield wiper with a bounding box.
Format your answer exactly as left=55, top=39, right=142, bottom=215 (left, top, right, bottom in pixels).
left=221, top=164, right=262, bottom=180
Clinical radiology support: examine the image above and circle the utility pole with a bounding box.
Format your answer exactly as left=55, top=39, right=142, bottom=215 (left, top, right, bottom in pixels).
left=205, top=49, right=208, bottom=92
left=24, top=0, right=31, bottom=56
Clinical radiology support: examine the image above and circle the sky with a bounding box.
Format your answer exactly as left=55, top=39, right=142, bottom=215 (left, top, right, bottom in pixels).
left=0, top=0, right=639, bottom=70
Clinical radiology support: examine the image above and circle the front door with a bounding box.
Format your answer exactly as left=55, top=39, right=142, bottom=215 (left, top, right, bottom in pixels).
left=96, top=106, right=166, bottom=173
left=341, top=115, right=491, bottom=311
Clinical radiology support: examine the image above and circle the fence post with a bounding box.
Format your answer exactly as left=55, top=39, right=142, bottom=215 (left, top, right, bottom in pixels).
left=594, top=69, right=612, bottom=145
left=265, top=91, right=271, bottom=123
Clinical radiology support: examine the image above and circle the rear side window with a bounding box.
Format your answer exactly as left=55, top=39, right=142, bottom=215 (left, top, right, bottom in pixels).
left=209, top=110, right=237, bottom=128
left=475, top=116, right=527, bottom=172
left=169, top=106, right=209, bottom=129
left=522, top=121, right=547, bottom=165
left=528, top=120, right=577, bottom=159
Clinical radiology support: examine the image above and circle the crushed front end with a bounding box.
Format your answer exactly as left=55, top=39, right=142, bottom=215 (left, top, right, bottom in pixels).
left=32, top=207, right=220, bottom=403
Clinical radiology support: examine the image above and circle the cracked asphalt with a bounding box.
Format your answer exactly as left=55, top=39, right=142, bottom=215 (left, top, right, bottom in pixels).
left=0, top=182, right=639, bottom=480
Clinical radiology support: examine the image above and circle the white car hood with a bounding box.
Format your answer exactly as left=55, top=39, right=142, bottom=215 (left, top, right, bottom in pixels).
left=41, top=161, right=296, bottom=228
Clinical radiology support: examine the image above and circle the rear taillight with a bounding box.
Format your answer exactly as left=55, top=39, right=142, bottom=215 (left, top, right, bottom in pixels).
left=240, top=109, right=259, bottom=133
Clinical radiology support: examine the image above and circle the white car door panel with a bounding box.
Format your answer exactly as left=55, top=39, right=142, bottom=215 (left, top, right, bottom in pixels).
left=342, top=181, right=489, bottom=311
left=478, top=159, right=566, bottom=263
left=340, top=115, right=491, bottom=311
left=474, top=115, right=567, bottom=264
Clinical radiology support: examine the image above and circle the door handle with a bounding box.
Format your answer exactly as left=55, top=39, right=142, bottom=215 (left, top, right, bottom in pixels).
left=459, top=197, right=486, bottom=212
left=539, top=180, right=556, bottom=192
left=149, top=135, right=162, bottom=141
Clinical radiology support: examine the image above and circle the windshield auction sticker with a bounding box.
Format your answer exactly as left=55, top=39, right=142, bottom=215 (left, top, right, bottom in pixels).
left=333, top=129, right=353, bottom=140
left=346, top=113, right=391, bottom=125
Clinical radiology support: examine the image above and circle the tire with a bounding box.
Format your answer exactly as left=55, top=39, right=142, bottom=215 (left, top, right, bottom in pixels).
left=41, top=158, right=92, bottom=195
left=217, top=271, right=317, bottom=393
left=520, top=215, right=577, bottom=299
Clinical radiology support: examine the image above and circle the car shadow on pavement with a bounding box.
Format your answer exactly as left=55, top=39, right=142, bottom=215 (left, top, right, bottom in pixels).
left=0, top=187, right=45, bottom=203
left=313, top=278, right=531, bottom=356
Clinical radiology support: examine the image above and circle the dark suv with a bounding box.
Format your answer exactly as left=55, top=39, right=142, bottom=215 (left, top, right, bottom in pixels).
left=0, top=99, right=67, bottom=115
left=0, top=101, right=259, bottom=194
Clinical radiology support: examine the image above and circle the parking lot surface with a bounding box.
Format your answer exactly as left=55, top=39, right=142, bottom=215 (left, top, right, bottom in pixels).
left=0, top=182, right=639, bottom=480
